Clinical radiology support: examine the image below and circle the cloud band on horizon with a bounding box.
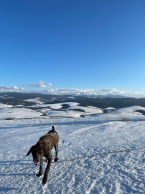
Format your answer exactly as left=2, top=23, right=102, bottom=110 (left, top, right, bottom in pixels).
left=0, top=84, right=145, bottom=98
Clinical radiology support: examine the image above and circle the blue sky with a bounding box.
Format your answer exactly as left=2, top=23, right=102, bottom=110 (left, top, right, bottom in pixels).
left=0, top=0, right=145, bottom=97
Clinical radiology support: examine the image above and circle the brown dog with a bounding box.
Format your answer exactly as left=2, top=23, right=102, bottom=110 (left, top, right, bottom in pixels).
left=26, top=126, right=59, bottom=184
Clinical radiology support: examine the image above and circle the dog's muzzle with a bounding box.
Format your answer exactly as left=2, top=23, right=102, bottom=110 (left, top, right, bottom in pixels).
left=33, top=159, right=39, bottom=166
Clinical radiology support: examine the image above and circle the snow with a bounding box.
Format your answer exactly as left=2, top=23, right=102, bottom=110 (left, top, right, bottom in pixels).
left=0, top=107, right=42, bottom=119
left=0, top=103, right=13, bottom=109
left=116, top=106, right=145, bottom=114
left=0, top=104, right=145, bottom=193
left=24, top=97, right=44, bottom=104
left=29, top=102, right=103, bottom=118
left=29, top=102, right=79, bottom=109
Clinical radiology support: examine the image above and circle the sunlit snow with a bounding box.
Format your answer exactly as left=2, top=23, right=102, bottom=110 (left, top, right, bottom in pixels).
left=0, top=103, right=145, bottom=193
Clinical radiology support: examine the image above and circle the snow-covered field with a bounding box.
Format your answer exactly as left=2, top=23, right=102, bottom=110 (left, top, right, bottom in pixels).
left=0, top=103, right=145, bottom=193
left=29, top=102, right=103, bottom=118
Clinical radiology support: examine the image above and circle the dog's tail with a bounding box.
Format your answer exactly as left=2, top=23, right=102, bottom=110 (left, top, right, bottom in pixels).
left=52, top=126, right=55, bottom=131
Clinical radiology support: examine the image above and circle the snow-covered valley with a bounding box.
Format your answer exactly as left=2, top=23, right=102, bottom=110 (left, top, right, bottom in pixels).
left=0, top=102, right=145, bottom=193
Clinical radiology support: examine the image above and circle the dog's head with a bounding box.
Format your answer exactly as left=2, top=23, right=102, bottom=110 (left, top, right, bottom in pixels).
left=26, top=142, right=44, bottom=165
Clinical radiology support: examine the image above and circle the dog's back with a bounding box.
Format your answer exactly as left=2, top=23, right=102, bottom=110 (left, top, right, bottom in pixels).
left=39, top=126, right=59, bottom=144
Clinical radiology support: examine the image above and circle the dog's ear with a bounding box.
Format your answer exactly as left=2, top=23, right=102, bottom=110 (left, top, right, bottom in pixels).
left=26, top=146, right=34, bottom=156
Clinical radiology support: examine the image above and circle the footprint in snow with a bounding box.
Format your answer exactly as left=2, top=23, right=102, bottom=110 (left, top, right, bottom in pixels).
left=59, top=140, right=65, bottom=144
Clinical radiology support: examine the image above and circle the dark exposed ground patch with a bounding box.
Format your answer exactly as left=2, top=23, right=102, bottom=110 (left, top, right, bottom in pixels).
left=69, top=109, right=85, bottom=112
left=61, top=104, right=70, bottom=109
left=136, top=110, right=145, bottom=115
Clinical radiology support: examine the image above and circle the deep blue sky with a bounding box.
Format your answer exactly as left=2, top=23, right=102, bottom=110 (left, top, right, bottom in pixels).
left=0, top=0, right=145, bottom=96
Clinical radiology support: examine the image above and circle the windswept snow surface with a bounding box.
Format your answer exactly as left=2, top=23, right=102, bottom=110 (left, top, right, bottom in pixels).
left=1, top=107, right=145, bottom=193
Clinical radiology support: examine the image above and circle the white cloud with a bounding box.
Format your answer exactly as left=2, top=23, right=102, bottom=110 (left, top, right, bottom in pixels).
left=13, top=86, right=19, bottom=90
left=49, top=83, right=53, bottom=86
left=0, top=86, right=23, bottom=92
left=1, top=86, right=19, bottom=90
left=29, top=81, right=47, bottom=88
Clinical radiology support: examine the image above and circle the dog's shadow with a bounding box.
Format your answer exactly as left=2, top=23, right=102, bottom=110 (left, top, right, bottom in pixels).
left=0, top=187, right=18, bottom=192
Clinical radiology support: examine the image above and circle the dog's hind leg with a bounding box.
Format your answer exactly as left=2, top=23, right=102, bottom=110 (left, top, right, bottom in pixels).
left=36, top=157, right=43, bottom=177
left=54, top=144, right=58, bottom=162
left=42, top=152, right=52, bottom=184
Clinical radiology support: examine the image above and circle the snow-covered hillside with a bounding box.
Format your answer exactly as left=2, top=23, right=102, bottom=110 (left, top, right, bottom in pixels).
left=0, top=103, right=145, bottom=193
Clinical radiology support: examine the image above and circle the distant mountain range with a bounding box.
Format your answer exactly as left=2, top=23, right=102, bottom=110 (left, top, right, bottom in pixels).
left=0, top=92, right=145, bottom=109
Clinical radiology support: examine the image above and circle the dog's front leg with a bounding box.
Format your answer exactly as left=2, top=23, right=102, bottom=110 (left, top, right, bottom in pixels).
left=42, top=153, right=52, bottom=184
left=36, top=157, right=43, bottom=177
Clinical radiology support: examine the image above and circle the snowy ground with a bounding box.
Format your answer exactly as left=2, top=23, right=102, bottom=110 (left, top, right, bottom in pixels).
left=0, top=104, right=145, bottom=193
